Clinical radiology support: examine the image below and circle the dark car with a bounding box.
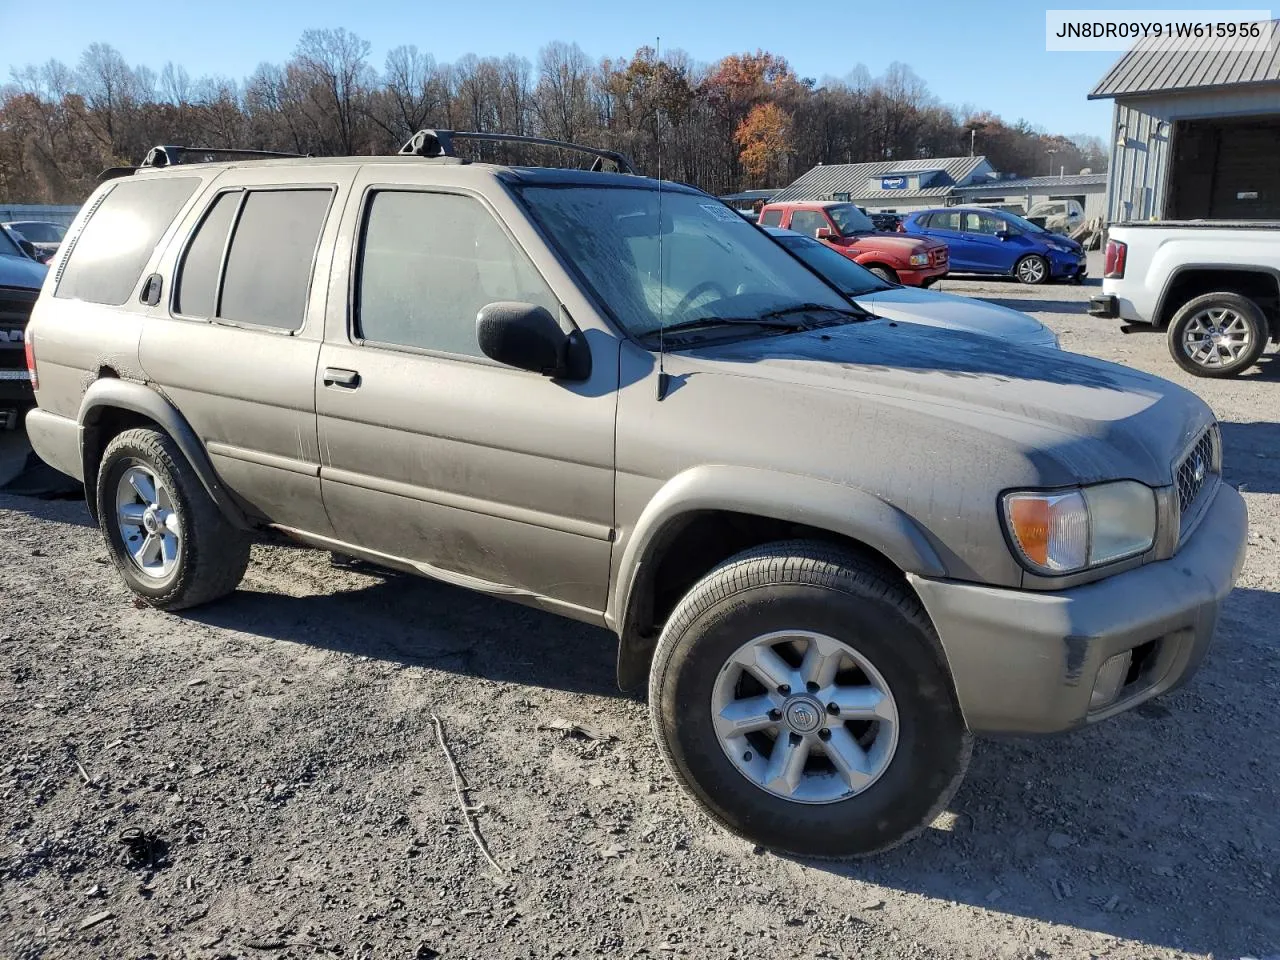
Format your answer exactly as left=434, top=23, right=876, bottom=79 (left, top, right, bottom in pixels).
left=901, top=207, right=1086, bottom=285
left=3, top=220, right=66, bottom=264
left=0, top=225, right=48, bottom=427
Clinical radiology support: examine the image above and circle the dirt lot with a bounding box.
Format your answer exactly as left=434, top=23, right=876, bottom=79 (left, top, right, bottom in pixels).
left=3, top=262, right=1278, bottom=960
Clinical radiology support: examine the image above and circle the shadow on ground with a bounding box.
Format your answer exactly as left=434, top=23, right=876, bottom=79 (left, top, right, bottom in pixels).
left=979, top=296, right=1090, bottom=316
left=1222, top=420, right=1280, bottom=494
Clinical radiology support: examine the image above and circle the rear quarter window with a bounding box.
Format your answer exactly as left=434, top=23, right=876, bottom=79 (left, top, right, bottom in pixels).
left=56, top=177, right=199, bottom=305
left=758, top=208, right=783, bottom=227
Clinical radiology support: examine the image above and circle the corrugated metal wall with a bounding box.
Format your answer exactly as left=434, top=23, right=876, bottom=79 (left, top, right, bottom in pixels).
left=1105, top=86, right=1280, bottom=222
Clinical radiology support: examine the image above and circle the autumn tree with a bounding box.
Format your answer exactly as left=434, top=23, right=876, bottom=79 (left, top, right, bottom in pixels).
left=735, top=102, right=792, bottom=185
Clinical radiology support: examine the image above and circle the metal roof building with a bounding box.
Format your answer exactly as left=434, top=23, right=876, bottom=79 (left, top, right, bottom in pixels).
left=1090, top=20, right=1280, bottom=222
left=770, top=156, right=995, bottom=211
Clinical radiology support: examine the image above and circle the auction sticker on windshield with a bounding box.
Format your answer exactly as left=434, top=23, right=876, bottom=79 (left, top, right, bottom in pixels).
left=701, top=203, right=747, bottom=223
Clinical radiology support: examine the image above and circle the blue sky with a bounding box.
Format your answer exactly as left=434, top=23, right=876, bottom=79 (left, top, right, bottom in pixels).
left=0, top=0, right=1232, bottom=138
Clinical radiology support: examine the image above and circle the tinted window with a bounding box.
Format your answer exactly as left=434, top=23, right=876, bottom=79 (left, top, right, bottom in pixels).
left=789, top=210, right=829, bottom=236
left=219, top=190, right=331, bottom=330
left=11, top=222, right=64, bottom=243
left=175, top=192, right=239, bottom=317
left=56, top=177, right=198, bottom=305
left=357, top=191, right=556, bottom=358
left=929, top=211, right=961, bottom=231
left=758, top=208, right=784, bottom=227
left=962, top=211, right=1006, bottom=235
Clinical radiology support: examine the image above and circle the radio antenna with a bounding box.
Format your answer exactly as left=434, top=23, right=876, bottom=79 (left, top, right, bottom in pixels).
left=655, top=35, right=671, bottom=401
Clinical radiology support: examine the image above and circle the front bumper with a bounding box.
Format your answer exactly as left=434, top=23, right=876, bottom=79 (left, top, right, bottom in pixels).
left=909, top=482, right=1248, bottom=735
left=896, top=265, right=949, bottom=287
left=1049, top=252, right=1088, bottom=280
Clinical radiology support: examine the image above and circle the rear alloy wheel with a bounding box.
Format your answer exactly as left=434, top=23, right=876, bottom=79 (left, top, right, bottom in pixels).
left=1015, top=254, right=1048, bottom=285
left=649, top=540, right=971, bottom=858
left=1168, top=292, right=1268, bottom=378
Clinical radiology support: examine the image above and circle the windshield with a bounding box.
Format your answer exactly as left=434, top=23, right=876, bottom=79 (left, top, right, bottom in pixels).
left=517, top=186, right=853, bottom=337
left=11, top=222, right=63, bottom=242
left=774, top=233, right=891, bottom=296
left=827, top=204, right=876, bottom=235
left=1000, top=211, right=1048, bottom=235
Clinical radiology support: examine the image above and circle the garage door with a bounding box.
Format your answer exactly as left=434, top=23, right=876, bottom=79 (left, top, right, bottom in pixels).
left=1169, top=116, right=1280, bottom=219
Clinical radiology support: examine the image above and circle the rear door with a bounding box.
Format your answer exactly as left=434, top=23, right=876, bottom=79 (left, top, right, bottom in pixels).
left=139, top=165, right=356, bottom=533
left=314, top=170, right=618, bottom=619
left=921, top=211, right=974, bottom=269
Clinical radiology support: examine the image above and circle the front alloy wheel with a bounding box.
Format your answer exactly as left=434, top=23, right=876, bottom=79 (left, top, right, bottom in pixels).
left=1015, top=255, right=1048, bottom=285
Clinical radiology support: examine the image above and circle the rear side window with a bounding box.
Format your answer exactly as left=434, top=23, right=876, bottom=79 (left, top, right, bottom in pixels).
left=356, top=191, right=556, bottom=359
left=56, top=177, right=199, bottom=305
left=219, top=190, right=332, bottom=330
left=175, top=192, right=239, bottom=318
left=930, top=211, right=961, bottom=231
left=758, top=208, right=783, bottom=227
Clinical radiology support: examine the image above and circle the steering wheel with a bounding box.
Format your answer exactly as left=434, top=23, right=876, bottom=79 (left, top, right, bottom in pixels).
left=672, top=280, right=731, bottom=318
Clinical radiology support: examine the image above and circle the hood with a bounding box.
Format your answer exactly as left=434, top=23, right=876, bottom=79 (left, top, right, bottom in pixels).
left=0, top=255, right=48, bottom=290
left=1039, top=233, right=1082, bottom=253
left=855, top=286, right=1057, bottom=347
left=840, top=233, right=943, bottom=254
left=673, top=320, right=1211, bottom=488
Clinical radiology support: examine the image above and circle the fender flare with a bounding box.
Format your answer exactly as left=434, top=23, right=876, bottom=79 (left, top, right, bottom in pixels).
left=608, top=465, right=947, bottom=693
left=78, top=379, right=250, bottom=530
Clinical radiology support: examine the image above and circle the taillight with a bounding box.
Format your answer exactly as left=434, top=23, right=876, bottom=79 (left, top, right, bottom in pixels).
left=25, top=327, right=37, bottom=390
left=1104, top=239, right=1127, bottom=279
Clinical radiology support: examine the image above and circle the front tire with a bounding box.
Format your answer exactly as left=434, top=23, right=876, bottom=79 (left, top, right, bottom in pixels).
left=648, top=541, right=971, bottom=859
left=1015, top=254, right=1049, bottom=285
left=97, top=428, right=250, bottom=611
left=1167, top=292, right=1268, bottom=378
left=868, top=266, right=897, bottom=284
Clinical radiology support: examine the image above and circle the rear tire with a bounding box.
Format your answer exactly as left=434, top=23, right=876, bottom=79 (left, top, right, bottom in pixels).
left=1015, top=255, right=1049, bottom=285
left=1167, top=291, right=1268, bottom=378
left=648, top=540, right=971, bottom=859
left=97, top=428, right=250, bottom=611
left=868, top=266, right=897, bottom=284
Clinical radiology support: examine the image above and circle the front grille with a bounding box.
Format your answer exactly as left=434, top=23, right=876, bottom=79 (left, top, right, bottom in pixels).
left=1175, top=425, right=1219, bottom=516
left=0, top=287, right=36, bottom=371
left=932, top=248, right=948, bottom=265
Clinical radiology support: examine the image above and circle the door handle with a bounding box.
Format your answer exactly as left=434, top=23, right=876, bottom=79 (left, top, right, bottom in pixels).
left=323, top=367, right=361, bottom=388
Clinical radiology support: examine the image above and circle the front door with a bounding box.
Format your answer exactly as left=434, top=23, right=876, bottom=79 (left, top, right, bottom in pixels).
left=316, top=176, right=618, bottom=619
left=960, top=209, right=1018, bottom=273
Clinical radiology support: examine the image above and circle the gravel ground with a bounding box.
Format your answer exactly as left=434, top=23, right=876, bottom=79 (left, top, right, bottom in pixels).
left=2, top=258, right=1278, bottom=960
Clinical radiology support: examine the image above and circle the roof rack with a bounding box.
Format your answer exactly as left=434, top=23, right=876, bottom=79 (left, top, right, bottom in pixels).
left=397, top=129, right=638, bottom=175
left=141, top=145, right=305, bottom=168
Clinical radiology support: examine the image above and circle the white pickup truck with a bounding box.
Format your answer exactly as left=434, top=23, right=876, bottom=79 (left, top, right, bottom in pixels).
left=1089, top=221, right=1280, bottom=378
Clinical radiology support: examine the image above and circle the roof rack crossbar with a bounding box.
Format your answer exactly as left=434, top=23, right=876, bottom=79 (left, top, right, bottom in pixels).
left=140, top=145, right=305, bottom=168
left=397, top=129, right=637, bottom=175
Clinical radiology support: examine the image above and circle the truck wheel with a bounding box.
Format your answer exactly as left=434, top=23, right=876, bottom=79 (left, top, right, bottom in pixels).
left=1167, top=292, right=1268, bottom=378
left=868, top=266, right=897, bottom=284
left=1015, top=255, right=1048, bottom=285
left=648, top=540, right=971, bottom=859
left=97, top=427, right=251, bottom=610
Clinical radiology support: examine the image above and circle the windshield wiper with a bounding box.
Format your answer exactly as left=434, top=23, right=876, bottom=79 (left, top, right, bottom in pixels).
left=643, top=315, right=814, bottom=339
left=756, top=302, right=867, bottom=322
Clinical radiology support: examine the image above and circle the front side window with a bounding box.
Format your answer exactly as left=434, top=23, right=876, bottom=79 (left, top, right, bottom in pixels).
left=788, top=210, right=830, bottom=237
left=517, top=185, right=854, bottom=338
left=357, top=191, right=557, bottom=359
left=56, top=177, right=199, bottom=305
left=962, top=211, right=1006, bottom=235
left=826, top=203, right=875, bottom=235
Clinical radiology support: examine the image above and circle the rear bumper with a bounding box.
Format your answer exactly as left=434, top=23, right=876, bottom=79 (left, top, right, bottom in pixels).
left=909, top=482, right=1248, bottom=735
left=1088, top=294, right=1119, bottom=318
left=24, top=407, right=83, bottom=481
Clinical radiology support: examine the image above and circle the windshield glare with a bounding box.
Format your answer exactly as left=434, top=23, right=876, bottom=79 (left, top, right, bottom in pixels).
left=828, top=204, right=876, bottom=235
left=776, top=234, right=890, bottom=296
left=518, top=186, right=852, bottom=337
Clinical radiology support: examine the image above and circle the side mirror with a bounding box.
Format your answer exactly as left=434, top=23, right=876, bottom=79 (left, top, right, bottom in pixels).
left=815, top=226, right=835, bottom=241
left=476, top=301, right=591, bottom=380
left=994, top=229, right=1012, bottom=241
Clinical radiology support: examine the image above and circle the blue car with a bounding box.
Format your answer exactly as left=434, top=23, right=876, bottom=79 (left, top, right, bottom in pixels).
left=900, top=207, right=1087, bottom=285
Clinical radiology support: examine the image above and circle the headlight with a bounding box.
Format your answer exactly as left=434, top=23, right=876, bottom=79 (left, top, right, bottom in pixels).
left=1002, top=481, right=1156, bottom=575
left=909, top=253, right=929, bottom=266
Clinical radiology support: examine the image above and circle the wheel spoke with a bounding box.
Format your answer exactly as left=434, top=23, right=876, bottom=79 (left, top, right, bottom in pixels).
left=714, top=695, right=777, bottom=737
left=800, top=635, right=843, bottom=688
left=764, top=734, right=809, bottom=796
left=828, top=685, right=895, bottom=722
left=155, top=480, right=174, bottom=513
left=133, top=534, right=159, bottom=567
left=128, top=470, right=157, bottom=505
left=733, top=643, right=797, bottom=692
left=118, top=503, right=147, bottom=526
left=823, top=726, right=873, bottom=792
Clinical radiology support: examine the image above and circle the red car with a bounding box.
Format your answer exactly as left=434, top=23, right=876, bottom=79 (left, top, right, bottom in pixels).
left=758, top=201, right=949, bottom=287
